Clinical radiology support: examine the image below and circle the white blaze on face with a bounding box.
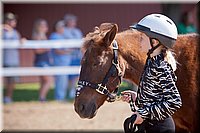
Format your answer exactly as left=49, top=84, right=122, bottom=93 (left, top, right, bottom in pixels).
left=99, top=51, right=109, bottom=66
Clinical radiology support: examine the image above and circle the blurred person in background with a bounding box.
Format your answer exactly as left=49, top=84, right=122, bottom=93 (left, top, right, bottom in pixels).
left=49, top=20, right=72, bottom=101
left=177, top=11, right=197, bottom=34
left=3, top=12, right=25, bottom=104
left=32, top=18, right=52, bottom=102
left=63, top=14, right=83, bottom=100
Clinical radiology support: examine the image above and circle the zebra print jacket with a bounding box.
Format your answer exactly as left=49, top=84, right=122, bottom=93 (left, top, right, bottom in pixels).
left=134, top=53, right=182, bottom=121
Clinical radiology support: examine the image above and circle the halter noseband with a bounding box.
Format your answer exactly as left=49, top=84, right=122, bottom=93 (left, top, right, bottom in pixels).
left=76, top=40, right=122, bottom=102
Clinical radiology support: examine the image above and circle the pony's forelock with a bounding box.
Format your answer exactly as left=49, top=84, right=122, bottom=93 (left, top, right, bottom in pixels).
left=83, top=26, right=107, bottom=50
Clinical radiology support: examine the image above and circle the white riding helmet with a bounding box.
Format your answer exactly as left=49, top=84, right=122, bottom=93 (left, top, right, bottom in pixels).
left=130, top=14, right=178, bottom=48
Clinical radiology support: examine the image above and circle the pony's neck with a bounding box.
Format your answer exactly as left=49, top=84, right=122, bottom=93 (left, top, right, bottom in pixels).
left=116, top=30, right=146, bottom=84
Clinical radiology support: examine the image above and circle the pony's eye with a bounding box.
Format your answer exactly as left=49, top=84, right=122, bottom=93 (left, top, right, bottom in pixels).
left=81, top=57, right=87, bottom=65
left=93, top=63, right=99, bottom=67
left=81, top=59, right=84, bottom=64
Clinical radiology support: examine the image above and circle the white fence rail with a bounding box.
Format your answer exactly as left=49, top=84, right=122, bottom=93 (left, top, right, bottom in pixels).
left=3, top=66, right=81, bottom=77
left=2, top=39, right=83, bottom=49
left=2, top=39, right=83, bottom=77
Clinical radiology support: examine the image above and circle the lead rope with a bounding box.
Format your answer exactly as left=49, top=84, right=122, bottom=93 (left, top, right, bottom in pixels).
left=124, top=96, right=138, bottom=133
left=124, top=38, right=161, bottom=133
left=129, top=96, right=136, bottom=112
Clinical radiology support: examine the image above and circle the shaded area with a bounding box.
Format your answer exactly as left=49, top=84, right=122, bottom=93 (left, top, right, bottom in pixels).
left=3, top=81, right=137, bottom=102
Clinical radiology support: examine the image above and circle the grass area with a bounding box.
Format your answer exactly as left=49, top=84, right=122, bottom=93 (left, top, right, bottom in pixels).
left=3, top=80, right=137, bottom=102
left=3, top=83, right=55, bottom=102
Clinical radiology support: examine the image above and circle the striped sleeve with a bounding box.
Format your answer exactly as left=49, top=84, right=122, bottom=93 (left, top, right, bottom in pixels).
left=137, top=67, right=182, bottom=121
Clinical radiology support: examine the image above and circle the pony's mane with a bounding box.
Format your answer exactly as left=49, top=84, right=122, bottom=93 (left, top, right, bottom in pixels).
left=178, top=33, right=199, bottom=38
left=83, top=23, right=199, bottom=51
left=82, top=26, right=104, bottom=50
left=117, top=29, right=139, bottom=37
left=83, top=23, right=121, bottom=50
left=82, top=23, right=143, bottom=51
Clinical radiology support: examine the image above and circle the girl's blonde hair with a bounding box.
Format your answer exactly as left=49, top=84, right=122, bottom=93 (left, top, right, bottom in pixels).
left=162, top=49, right=177, bottom=71
left=32, top=18, right=48, bottom=40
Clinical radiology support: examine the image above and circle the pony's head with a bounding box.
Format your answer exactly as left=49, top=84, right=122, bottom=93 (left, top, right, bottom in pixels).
left=74, top=23, right=125, bottom=118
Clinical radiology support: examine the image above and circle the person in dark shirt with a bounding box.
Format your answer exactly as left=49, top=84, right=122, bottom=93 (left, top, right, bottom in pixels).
left=122, top=14, right=182, bottom=133
left=32, top=18, right=52, bottom=102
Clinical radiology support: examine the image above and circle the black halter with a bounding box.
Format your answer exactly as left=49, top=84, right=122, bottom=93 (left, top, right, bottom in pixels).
left=76, top=40, right=123, bottom=102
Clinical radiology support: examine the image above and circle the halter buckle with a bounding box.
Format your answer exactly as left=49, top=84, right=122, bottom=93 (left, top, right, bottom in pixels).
left=96, top=83, right=108, bottom=95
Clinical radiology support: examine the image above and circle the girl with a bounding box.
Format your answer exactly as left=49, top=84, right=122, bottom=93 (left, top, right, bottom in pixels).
left=122, top=14, right=182, bottom=133
left=32, top=18, right=52, bottom=102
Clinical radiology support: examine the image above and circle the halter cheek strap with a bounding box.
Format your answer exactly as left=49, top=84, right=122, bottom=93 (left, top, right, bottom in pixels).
left=76, top=40, right=123, bottom=102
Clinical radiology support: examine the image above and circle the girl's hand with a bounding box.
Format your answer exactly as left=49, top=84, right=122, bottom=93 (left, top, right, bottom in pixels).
left=121, top=90, right=137, bottom=103
left=3, top=24, right=12, bottom=31
left=133, top=112, right=144, bottom=124
left=20, top=37, right=27, bottom=45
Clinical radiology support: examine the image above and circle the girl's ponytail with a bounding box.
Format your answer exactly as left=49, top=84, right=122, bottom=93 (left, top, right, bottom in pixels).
left=162, top=49, right=177, bottom=71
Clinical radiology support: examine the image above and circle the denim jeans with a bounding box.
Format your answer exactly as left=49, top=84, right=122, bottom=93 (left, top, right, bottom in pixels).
left=54, top=75, right=69, bottom=101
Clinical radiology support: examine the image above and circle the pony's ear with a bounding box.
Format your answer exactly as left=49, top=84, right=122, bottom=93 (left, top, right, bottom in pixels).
left=103, top=24, right=118, bottom=47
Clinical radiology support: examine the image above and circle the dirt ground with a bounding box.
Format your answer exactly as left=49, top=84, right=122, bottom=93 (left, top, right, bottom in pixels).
left=3, top=101, right=132, bottom=131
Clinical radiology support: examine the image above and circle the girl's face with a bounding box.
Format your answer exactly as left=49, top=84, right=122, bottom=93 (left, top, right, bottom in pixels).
left=38, top=21, right=48, bottom=33
left=140, top=33, right=151, bottom=53
left=56, top=26, right=65, bottom=34
left=66, top=19, right=77, bottom=28
left=7, top=19, right=17, bottom=28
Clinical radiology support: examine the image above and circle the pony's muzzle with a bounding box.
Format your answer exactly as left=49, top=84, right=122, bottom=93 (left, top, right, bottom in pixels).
left=75, top=100, right=97, bottom=119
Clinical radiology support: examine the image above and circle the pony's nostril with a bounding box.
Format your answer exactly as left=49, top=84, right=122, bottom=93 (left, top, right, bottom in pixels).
left=91, top=103, right=96, bottom=114
left=79, top=103, right=85, bottom=113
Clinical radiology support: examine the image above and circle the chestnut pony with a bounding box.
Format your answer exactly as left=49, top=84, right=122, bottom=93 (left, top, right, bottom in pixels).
left=74, top=23, right=199, bottom=133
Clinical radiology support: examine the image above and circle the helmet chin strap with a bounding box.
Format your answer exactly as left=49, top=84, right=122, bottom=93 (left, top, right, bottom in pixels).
left=147, top=38, right=161, bottom=57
